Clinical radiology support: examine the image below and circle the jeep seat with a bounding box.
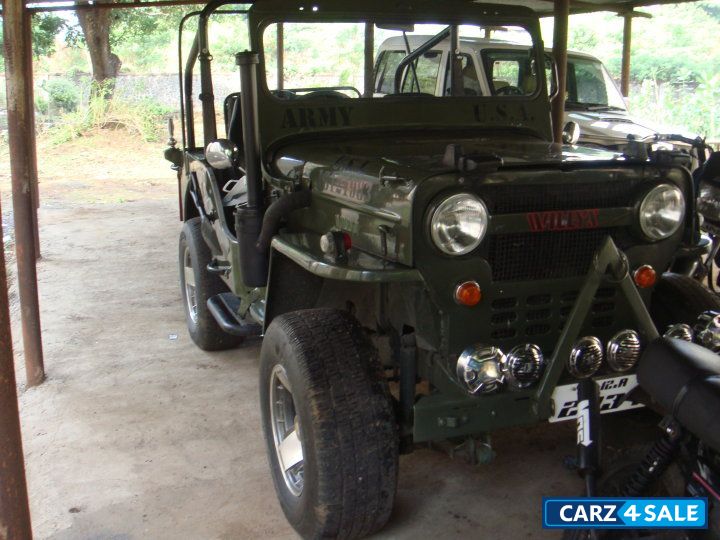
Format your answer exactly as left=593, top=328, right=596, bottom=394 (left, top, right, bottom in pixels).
left=223, top=92, right=244, bottom=149
left=637, top=337, right=720, bottom=452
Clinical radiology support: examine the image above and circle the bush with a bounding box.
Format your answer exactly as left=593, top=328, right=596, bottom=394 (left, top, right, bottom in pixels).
left=42, top=78, right=80, bottom=112
left=45, top=82, right=172, bottom=145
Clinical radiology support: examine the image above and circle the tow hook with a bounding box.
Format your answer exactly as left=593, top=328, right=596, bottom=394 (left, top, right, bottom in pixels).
left=443, top=434, right=496, bottom=466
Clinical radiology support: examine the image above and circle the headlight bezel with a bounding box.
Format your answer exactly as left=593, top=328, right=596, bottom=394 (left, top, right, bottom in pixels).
left=637, top=183, right=686, bottom=242
left=428, top=192, right=490, bottom=256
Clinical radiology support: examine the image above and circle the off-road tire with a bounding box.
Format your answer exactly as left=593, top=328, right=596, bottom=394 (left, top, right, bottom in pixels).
left=650, top=272, right=720, bottom=332
left=179, top=218, right=243, bottom=351
left=259, top=309, right=398, bottom=540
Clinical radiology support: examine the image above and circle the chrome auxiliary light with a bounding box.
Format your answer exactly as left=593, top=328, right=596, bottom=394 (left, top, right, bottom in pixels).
left=568, top=336, right=604, bottom=378
left=664, top=323, right=694, bottom=342
left=456, top=346, right=504, bottom=394
left=501, top=344, right=545, bottom=390
left=606, top=330, right=641, bottom=372
left=694, top=311, right=720, bottom=352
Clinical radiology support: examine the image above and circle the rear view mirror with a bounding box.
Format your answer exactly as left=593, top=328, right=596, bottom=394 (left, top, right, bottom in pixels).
left=376, top=23, right=415, bottom=32
left=206, top=139, right=240, bottom=170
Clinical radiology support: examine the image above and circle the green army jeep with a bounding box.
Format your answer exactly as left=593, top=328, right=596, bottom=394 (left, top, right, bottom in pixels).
left=165, top=0, right=720, bottom=537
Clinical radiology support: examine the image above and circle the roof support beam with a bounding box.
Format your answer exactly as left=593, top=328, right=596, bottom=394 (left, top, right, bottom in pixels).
left=551, top=0, right=569, bottom=143
left=3, top=0, right=45, bottom=387
left=621, top=12, right=633, bottom=96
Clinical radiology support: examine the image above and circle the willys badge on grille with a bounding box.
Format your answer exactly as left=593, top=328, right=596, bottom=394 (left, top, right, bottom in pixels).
left=526, top=209, right=600, bottom=232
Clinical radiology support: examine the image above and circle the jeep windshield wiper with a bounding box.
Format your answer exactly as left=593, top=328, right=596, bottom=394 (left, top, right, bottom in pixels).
left=586, top=104, right=626, bottom=112
left=565, top=101, right=626, bottom=112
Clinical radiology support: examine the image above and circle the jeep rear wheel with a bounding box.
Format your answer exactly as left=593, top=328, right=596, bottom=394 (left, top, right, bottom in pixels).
left=649, top=272, right=720, bottom=332
left=259, top=309, right=398, bottom=540
left=179, top=218, right=243, bottom=351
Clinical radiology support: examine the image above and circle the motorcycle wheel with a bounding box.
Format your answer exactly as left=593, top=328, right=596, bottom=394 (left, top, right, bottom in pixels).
left=561, top=447, right=689, bottom=540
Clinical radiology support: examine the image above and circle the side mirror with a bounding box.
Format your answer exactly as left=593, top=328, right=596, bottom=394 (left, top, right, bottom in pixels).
left=163, top=117, right=183, bottom=170
left=206, top=139, right=240, bottom=170
left=562, top=121, right=581, bottom=145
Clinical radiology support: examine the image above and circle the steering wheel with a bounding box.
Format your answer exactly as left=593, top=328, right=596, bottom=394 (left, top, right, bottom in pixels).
left=496, top=85, right=524, bottom=96
left=302, top=89, right=351, bottom=99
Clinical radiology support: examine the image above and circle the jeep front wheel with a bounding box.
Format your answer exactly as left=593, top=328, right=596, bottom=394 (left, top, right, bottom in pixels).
left=178, top=218, right=243, bottom=351
left=259, top=309, right=398, bottom=539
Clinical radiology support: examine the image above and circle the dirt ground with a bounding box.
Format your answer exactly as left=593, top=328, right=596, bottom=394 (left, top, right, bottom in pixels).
left=1, top=130, right=582, bottom=539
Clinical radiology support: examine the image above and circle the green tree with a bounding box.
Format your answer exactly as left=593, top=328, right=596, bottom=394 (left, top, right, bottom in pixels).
left=0, top=13, right=65, bottom=68
left=66, top=5, right=184, bottom=97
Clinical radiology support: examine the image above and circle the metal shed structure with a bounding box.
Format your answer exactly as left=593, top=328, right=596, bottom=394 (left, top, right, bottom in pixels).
left=0, top=0, right=709, bottom=536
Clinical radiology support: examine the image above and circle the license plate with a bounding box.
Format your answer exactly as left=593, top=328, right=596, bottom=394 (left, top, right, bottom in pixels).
left=548, top=374, right=644, bottom=423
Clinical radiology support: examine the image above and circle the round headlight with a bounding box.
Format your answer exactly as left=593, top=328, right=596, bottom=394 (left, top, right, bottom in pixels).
left=694, top=310, right=720, bottom=353
left=430, top=194, right=489, bottom=255
left=606, top=329, right=641, bottom=372
left=697, top=180, right=720, bottom=225
left=567, top=336, right=603, bottom=379
left=456, top=345, right=504, bottom=394
left=664, top=323, right=694, bottom=342
left=501, top=344, right=545, bottom=390
left=638, top=184, right=685, bottom=241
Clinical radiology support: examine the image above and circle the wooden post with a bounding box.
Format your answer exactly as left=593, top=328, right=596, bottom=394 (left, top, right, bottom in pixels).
left=23, top=11, right=41, bottom=260
left=0, top=197, right=34, bottom=540
left=364, top=22, right=374, bottom=97
left=3, top=0, right=45, bottom=387
left=621, top=12, right=632, bottom=97
left=551, top=0, right=570, bottom=143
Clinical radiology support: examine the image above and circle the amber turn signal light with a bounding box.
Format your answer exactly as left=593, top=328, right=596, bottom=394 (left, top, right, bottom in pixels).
left=633, top=265, right=657, bottom=289
left=455, top=281, right=482, bottom=306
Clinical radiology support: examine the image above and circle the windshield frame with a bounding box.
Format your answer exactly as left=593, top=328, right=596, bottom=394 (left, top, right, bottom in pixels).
left=246, top=0, right=552, bottom=146
left=254, top=13, right=544, bottom=104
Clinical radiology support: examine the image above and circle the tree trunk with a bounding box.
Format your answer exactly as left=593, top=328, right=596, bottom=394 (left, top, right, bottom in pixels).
left=76, top=8, right=121, bottom=98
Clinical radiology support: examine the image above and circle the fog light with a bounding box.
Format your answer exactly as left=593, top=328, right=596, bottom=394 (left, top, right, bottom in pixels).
left=501, top=344, right=544, bottom=390
left=568, top=336, right=603, bottom=378
left=664, top=323, right=694, bottom=342
left=454, top=281, right=482, bottom=306
left=633, top=265, right=657, bottom=288
left=606, top=330, right=641, bottom=372
left=456, top=346, right=504, bottom=394
left=694, top=311, right=720, bottom=352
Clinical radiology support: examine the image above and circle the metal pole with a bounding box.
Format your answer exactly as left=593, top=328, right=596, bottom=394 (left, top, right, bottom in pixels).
left=621, top=12, right=632, bottom=97
left=364, top=22, right=374, bottom=97
left=0, top=198, right=34, bottom=540
left=277, top=23, right=284, bottom=91
left=551, top=0, right=569, bottom=144
left=4, top=0, right=46, bottom=387
left=23, top=10, right=41, bottom=260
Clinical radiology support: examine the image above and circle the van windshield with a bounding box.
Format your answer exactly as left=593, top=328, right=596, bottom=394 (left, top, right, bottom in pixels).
left=565, top=56, right=627, bottom=111
left=262, top=22, right=539, bottom=99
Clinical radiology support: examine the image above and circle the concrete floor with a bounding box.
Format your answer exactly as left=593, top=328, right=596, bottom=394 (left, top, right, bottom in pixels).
left=11, top=198, right=583, bottom=539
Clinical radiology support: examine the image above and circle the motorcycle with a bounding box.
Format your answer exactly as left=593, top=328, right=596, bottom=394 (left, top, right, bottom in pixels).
left=563, top=311, right=720, bottom=539
left=695, top=148, right=720, bottom=292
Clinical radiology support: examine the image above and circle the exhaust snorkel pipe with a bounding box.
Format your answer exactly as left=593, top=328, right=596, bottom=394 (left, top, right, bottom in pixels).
left=234, top=51, right=268, bottom=287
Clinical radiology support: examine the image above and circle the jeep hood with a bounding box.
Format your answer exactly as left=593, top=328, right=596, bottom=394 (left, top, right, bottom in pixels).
left=567, top=109, right=659, bottom=146
left=272, top=133, right=623, bottom=181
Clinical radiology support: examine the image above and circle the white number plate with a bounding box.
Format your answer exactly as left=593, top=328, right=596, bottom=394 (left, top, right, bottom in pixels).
left=548, top=374, right=644, bottom=423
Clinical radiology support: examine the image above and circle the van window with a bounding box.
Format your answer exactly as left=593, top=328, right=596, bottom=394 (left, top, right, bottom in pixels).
left=482, top=49, right=538, bottom=96
left=443, top=54, right=483, bottom=96
left=375, top=51, right=405, bottom=94
left=401, top=51, right=442, bottom=94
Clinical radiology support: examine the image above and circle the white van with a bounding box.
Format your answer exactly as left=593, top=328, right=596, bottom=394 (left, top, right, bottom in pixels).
left=374, top=33, right=664, bottom=151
